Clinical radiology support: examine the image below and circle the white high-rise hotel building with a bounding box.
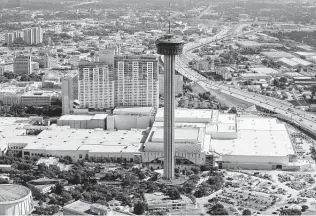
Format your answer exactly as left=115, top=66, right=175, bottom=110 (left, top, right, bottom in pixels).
left=114, top=55, right=159, bottom=108
left=74, top=55, right=158, bottom=111
left=78, top=61, right=115, bottom=109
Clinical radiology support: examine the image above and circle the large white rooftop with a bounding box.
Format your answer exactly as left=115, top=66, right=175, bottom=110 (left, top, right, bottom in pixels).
left=251, top=67, right=280, bottom=75
left=24, top=126, right=144, bottom=153
left=155, top=109, right=213, bottom=123
left=210, top=116, right=295, bottom=157
left=290, top=57, right=312, bottom=66
left=261, top=51, right=295, bottom=59
left=278, top=58, right=299, bottom=67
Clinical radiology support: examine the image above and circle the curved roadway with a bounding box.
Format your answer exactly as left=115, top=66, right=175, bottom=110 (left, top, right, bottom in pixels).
left=173, top=25, right=316, bottom=136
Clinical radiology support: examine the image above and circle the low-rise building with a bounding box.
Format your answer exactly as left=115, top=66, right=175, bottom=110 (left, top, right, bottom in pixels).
left=145, top=192, right=195, bottom=213
left=278, top=58, right=300, bottom=69
left=0, top=165, right=12, bottom=172
left=63, top=200, right=133, bottom=215
left=26, top=177, right=67, bottom=194
left=21, top=91, right=53, bottom=106
left=216, top=66, right=233, bottom=80
left=239, top=73, right=272, bottom=80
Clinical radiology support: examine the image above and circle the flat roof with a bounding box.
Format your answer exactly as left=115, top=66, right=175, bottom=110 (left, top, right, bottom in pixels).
left=217, top=114, right=236, bottom=124
left=210, top=130, right=294, bottom=157
left=261, top=51, right=295, bottom=59
left=210, top=117, right=295, bottom=157
left=251, top=67, right=280, bottom=75
left=22, top=91, right=55, bottom=97
left=240, top=73, right=271, bottom=78
left=155, top=109, right=213, bottom=123
left=152, top=128, right=199, bottom=143
left=24, top=127, right=144, bottom=153
left=91, top=114, right=108, bottom=120
left=59, top=115, right=93, bottom=121
left=295, top=52, right=316, bottom=57
left=63, top=200, right=131, bottom=215
left=278, top=57, right=299, bottom=67
left=237, top=117, right=286, bottom=131
left=63, top=200, right=91, bottom=214
left=290, top=57, right=312, bottom=66
left=217, top=124, right=236, bottom=132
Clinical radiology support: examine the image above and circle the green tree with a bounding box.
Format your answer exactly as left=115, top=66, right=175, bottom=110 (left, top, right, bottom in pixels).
left=166, top=187, right=181, bottom=200
left=242, top=209, right=252, bottom=215
left=280, top=208, right=302, bottom=215
left=301, top=205, right=309, bottom=212
left=133, top=201, right=147, bottom=215
left=73, top=173, right=82, bottom=184
left=53, top=183, right=64, bottom=195
left=207, top=203, right=229, bottom=215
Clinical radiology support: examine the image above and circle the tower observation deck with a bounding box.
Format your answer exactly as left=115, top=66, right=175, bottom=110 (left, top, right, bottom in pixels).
left=156, top=34, right=184, bottom=180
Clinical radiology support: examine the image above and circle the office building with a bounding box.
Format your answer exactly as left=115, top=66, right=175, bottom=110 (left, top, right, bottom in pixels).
left=5, top=31, right=23, bottom=45
left=63, top=200, right=132, bottom=215
left=78, top=61, right=115, bottom=109
left=156, top=34, right=184, bottom=180
left=4, top=33, right=14, bottom=45
left=32, top=54, right=49, bottom=68
left=21, top=91, right=53, bottom=106
left=114, top=55, right=159, bottom=108
left=31, top=62, right=39, bottom=73
left=62, top=73, right=78, bottom=115
left=14, top=55, right=32, bottom=76
left=23, top=27, right=43, bottom=45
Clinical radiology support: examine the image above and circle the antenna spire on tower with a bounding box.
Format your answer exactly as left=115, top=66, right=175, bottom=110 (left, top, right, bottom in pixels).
left=169, top=2, right=171, bottom=34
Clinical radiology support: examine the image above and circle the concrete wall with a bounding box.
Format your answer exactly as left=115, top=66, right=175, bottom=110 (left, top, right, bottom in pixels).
left=222, top=155, right=289, bottom=165
left=222, top=162, right=273, bottom=170
left=114, top=115, right=137, bottom=130
left=23, top=149, right=89, bottom=162
left=88, top=152, right=135, bottom=162
left=58, top=119, right=105, bottom=129
left=210, top=132, right=238, bottom=140
left=107, top=115, right=115, bottom=130
left=142, top=152, right=206, bottom=165
left=114, top=115, right=152, bottom=130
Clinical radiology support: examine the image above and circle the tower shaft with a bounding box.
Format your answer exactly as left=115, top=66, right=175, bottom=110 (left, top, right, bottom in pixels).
left=163, top=55, right=176, bottom=179
left=156, top=34, right=183, bottom=180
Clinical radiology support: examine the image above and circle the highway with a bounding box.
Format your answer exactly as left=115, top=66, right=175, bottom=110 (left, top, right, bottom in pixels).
left=173, top=25, right=316, bottom=136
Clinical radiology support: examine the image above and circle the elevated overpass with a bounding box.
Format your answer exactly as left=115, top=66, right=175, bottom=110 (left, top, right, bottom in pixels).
left=168, top=25, right=316, bottom=137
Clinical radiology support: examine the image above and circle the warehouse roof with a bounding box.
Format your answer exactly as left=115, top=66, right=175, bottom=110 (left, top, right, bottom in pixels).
left=261, top=51, right=295, bottom=59
left=152, top=128, right=199, bottom=143
left=23, top=126, right=144, bottom=153
left=59, top=115, right=94, bottom=121
left=251, top=67, right=280, bottom=75
left=278, top=57, right=299, bottom=67
left=155, top=109, right=213, bottom=123
left=294, top=52, right=316, bottom=57
left=290, top=57, right=312, bottom=66
left=210, top=116, right=295, bottom=157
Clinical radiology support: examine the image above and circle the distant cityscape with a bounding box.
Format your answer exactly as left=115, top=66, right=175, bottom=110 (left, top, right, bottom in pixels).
left=0, top=0, right=315, bottom=216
